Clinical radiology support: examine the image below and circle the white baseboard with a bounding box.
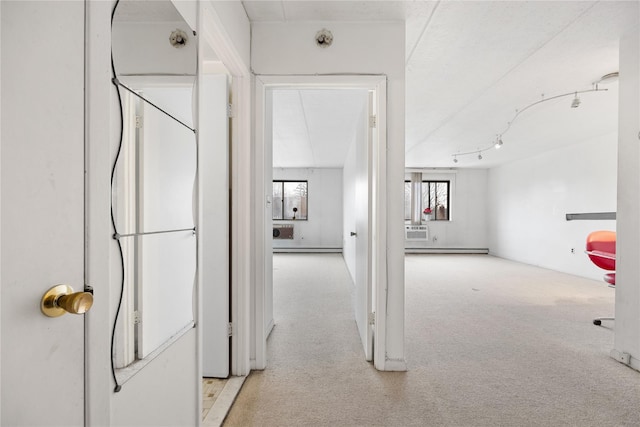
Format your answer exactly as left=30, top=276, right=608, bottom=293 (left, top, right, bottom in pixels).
left=382, top=358, right=408, bottom=371
left=265, top=318, right=275, bottom=338
left=610, top=348, right=640, bottom=372
left=404, top=248, right=489, bottom=254
left=273, top=247, right=342, bottom=253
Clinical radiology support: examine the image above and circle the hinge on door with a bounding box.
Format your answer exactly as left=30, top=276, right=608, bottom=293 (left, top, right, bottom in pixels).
left=368, top=312, right=376, bottom=325
left=135, top=115, right=143, bottom=129
left=133, top=310, right=141, bottom=325
left=227, top=322, right=234, bottom=337
left=227, top=103, right=234, bottom=118
left=369, top=115, right=377, bottom=128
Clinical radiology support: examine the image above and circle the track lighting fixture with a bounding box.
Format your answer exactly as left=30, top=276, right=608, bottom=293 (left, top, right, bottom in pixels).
left=570, top=92, right=580, bottom=108
left=451, top=81, right=612, bottom=163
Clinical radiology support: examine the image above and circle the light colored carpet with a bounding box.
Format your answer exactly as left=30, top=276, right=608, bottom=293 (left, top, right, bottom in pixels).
left=224, top=254, right=640, bottom=426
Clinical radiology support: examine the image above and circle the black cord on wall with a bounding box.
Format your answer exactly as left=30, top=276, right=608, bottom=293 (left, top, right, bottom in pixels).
left=110, top=0, right=125, bottom=393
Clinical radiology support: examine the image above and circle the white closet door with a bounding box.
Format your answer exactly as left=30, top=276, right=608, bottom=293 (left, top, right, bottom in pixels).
left=201, top=74, right=231, bottom=377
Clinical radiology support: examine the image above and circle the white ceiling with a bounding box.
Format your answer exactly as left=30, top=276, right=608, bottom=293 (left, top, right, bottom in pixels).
left=113, top=0, right=185, bottom=22
left=242, top=0, right=637, bottom=169
left=272, top=89, right=368, bottom=168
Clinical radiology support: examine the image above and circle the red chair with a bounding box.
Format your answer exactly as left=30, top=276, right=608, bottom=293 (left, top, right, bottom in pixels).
left=585, top=230, right=616, bottom=326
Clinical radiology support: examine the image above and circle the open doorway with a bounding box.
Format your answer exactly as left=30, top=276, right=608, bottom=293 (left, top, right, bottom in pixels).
left=254, top=75, right=388, bottom=370
left=270, top=88, right=369, bottom=363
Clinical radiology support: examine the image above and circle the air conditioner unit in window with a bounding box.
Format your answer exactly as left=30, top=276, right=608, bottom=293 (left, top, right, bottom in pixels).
left=405, top=225, right=428, bottom=240
left=273, top=224, right=294, bottom=239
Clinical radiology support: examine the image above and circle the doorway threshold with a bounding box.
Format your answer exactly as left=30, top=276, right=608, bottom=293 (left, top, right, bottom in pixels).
left=202, top=376, right=247, bottom=426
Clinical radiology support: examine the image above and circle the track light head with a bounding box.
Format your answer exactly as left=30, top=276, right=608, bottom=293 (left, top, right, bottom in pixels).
left=453, top=156, right=458, bottom=163
left=478, top=153, right=482, bottom=160
left=571, top=93, right=580, bottom=108
left=495, top=138, right=503, bottom=149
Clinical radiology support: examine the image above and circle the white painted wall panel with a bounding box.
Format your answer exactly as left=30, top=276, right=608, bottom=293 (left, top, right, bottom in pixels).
left=272, top=168, right=343, bottom=250
left=488, top=133, right=618, bottom=280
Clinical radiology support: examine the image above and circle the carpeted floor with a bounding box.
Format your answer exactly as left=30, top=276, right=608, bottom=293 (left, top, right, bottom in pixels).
left=223, top=253, right=640, bottom=426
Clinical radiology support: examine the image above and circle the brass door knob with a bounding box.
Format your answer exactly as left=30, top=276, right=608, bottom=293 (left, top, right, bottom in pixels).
left=41, top=285, right=93, bottom=317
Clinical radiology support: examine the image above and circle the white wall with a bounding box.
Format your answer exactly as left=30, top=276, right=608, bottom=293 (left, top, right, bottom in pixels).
left=613, top=23, right=640, bottom=371
left=252, top=21, right=406, bottom=369
left=206, top=0, right=251, bottom=69
left=488, top=132, right=618, bottom=280
left=405, top=169, right=488, bottom=250
left=272, top=168, right=343, bottom=250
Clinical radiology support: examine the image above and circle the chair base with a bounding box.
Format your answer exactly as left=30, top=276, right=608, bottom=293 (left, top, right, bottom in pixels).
left=593, top=317, right=614, bottom=326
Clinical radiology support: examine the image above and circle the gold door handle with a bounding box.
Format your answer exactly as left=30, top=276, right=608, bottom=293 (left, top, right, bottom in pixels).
left=41, top=285, right=93, bottom=317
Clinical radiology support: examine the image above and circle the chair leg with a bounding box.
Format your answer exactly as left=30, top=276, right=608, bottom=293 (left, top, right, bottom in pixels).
left=593, top=317, right=614, bottom=326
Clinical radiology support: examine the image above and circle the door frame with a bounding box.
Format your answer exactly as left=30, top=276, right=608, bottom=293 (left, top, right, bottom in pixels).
left=253, top=75, right=388, bottom=370
left=85, top=0, right=117, bottom=424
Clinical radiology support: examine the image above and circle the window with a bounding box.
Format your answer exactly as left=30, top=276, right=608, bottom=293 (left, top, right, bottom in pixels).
left=404, top=180, right=450, bottom=221
left=273, top=180, right=308, bottom=220
left=423, top=181, right=450, bottom=220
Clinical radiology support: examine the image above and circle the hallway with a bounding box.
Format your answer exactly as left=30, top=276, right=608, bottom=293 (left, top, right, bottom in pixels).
left=224, top=254, right=640, bottom=426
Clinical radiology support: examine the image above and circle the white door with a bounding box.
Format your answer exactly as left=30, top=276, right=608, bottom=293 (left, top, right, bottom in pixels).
left=1, top=1, right=86, bottom=425
left=201, top=73, right=231, bottom=377
left=354, top=95, right=374, bottom=361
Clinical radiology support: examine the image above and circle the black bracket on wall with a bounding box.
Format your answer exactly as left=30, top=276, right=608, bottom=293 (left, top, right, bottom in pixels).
left=565, top=212, right=616, bottom=221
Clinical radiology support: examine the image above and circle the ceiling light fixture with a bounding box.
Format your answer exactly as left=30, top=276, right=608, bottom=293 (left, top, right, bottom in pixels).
left=570, top=92, right=580, bottom=108
left=451, top=82, right=611, bottom=163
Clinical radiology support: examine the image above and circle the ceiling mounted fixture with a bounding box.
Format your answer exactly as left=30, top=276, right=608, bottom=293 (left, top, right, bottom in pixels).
left=571, top=92, right=581, bottom=108
left=315, top=28, right=333, bottom=48
left=169, top=29, right=188, bottom=48
left=451, top=85, right=609, bottom=163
